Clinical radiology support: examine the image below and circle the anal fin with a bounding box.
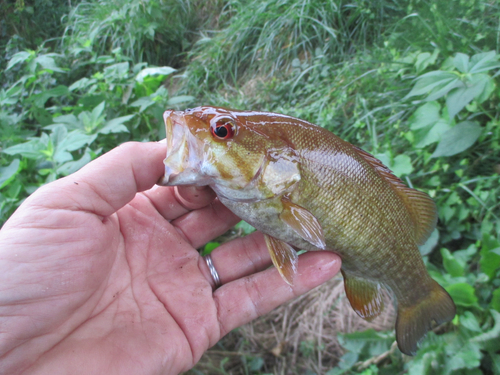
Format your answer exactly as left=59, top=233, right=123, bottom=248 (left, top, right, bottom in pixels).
left=279, top=197, right=326, bottom=249
left=264, top=235, right=298, bottom=286
left=341, top=270, right=385, bottom=321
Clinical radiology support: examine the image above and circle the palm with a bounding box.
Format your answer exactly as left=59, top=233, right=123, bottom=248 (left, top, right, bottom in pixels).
left=0, top=142, right=340, bottom=375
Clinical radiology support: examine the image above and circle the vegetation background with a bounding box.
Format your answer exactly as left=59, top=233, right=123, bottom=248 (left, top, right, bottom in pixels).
left=1, top=0, right=499, bottom=374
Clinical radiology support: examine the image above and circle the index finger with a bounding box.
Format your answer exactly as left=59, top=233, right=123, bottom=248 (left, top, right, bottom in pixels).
left=25, top=142, right=214, bottom=218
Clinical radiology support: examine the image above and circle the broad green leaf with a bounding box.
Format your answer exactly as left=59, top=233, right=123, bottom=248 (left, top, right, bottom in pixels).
left=460, top=311, right=482, bottom=332
left=419, top=229, right=439, bottom=256
left=446, top=74, right=490, bottom=118
left=69, top=77, right=96, bottom=91
left=405, top=71, right=458, bottom=99
left=469, top=51, right=500, bottom=74
left=415, top=52, right=437, bottom=73
left=0, top=159, right=21, bottom=189
left=235, top=220, right=256, bottom=235
left=31, top=85, right=69, bottom=107
left=441, top=248, right=465, bottom=277
left=201, top=242, right=220, bottom=256
left=135, top=66, right=176, bottom=82
left=130, top=97, right=155, bottom=112
left=446, top=283, right=478, bottom=307
left=35, top=54, right=65, bottom=73
left=471, top=310, right=500, bottom=342
left=445, top=341, right=482, bottom=372
left=57, top=151, right=92, bottom=176
left=167, top=95, right=195, bottom=105
left=453, top=53, right=470, bottom=73
left=391, top=154, right=413, bottom=177
left=6, top=51, right=32, bottom=70
left=99, top=115, right=134, bottom=134
left=409, top=101, right=441, bottom=130
left=91, top=101, right=106, bottom=121
left=491, top=289, right=500, bottom=312
left=3, top=138, right=46, bottom=159
left=480, top=233, right=500, bottom=279
left=431, top=121, right=482, bottom=158
left=57, top=130, right=96, bottom=153
left=414, top=119, right=452, bottom=148
left=425, top=78, right=463, bottom=101
left=103, top=62, right=129, bottom=79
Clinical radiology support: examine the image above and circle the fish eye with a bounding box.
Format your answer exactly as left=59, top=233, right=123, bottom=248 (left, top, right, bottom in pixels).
left=210, top=118, right=236, bottom=140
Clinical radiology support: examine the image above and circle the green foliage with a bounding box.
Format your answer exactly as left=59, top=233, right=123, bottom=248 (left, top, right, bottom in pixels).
left=62, top=0, right=222, bottom=67
left=0, top=44, right=193, bottom=222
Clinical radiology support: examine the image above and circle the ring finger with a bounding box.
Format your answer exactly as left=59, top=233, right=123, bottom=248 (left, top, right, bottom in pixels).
left=198, top=231, right=273, bottom=289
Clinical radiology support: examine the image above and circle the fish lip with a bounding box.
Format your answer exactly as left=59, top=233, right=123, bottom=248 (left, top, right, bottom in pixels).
left=158, top=110, right=209, bottom=186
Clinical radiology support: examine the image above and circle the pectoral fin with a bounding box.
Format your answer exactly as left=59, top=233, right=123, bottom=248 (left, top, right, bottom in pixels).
left=341, top=270, right=385, bottom=321
left=279, top=197, right=326, bottom=249
left=264, top=235, right=298, bottom=286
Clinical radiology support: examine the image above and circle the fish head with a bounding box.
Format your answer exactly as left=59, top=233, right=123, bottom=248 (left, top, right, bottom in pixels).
left=158, top=106, right=301, bottom=201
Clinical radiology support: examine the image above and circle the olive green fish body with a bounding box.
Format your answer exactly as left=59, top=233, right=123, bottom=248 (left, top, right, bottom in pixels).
left=159, top=106, right=456, bottom=355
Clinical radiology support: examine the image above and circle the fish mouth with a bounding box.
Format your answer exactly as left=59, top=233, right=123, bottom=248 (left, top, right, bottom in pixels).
left=157, top=111, right=210, bottom=186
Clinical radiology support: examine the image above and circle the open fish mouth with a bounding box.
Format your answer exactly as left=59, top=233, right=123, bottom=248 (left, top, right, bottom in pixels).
left=158, top=111, right=210, bottom=186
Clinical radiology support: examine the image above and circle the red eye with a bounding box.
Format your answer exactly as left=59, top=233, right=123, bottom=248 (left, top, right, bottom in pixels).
left=210, top=119, right=235, bottom=140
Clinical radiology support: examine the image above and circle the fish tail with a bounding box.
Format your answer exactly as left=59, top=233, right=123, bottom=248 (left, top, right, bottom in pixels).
left=396, top=279, right=456, bottom=355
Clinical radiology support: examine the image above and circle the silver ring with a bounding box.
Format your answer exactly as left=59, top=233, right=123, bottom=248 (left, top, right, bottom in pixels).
left=204, top=254, right=221, bottom=289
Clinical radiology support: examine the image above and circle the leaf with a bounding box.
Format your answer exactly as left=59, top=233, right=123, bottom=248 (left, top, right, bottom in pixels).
left=0, top=159, right=21, bottom=189
left=91, top=101, right=106, bottom=120
left=415, top=50, right=438, bottom=73
left=409, top=102, right=441, bottom=130
left=130, top=97, right=155, bottom=112
left=446, top=74, right=490, bottom=119
left=446, top=283, right=478, bottom=307
left=56, top=150, right=92, bottom=176
left=167, top=95, right=195, bottom=105
left=441, top=248, right=465, bottom=277
left=453, top=53, right=470, bottom=73
left=2, top=138, right=46, bottom=159
left=405, top=71, right=459, bottom=99
left=431, top=121, right=482, bottom=158
left=99, top=115, right=134, bottom=134
left=6, top=51, right=32, bottom=70
left=491, top=289, right=500, bottom=312
left=135, top=66, right=176, bottom=82
left=414, top=118, right=452, bottom=148
left=35, top=55, right=65, bottom=73
left=235, top=220, right=256, bottom=235
left=460, top=311, right=482, bottom=332
left=469, top=51, right=500, bottom=74
left=57, top=130, right=96, bottom=153
left=391, top=154, right=413, bottom=177
left=419, top=229, right=439, bottom=256
left=31, top=85, right=69, bottom=107
left=471, top=310, right=500, bottom=342
left=480, top=233, right=500, bottom=279
left=425, top=78, right=463, bottom=102
left=445, top=341, right=482, bottom=372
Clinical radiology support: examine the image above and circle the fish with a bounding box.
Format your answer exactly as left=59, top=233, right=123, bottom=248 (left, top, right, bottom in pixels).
left=157, top=106, right=456, bottom=355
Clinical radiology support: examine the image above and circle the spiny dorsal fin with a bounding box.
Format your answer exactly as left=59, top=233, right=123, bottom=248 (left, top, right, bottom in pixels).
left=353, top=146, right=437, bottom=245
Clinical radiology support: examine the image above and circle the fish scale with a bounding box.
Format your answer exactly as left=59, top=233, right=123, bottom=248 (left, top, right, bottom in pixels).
left=159, top=106, right=456, bottom=355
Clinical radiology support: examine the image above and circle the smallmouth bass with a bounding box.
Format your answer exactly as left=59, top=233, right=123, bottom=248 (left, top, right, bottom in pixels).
left=158, top=106, right=456, bottom=355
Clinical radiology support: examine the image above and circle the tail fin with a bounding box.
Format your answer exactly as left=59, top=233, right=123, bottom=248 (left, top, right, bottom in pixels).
left=396, top=279, right=456, bottom=355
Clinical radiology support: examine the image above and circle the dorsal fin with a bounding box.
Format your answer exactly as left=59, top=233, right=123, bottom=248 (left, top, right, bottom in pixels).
left=353, top=146, right=437, bottom=245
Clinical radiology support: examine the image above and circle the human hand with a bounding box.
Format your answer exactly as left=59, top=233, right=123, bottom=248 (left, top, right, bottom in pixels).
left=0, top=142, right=341, bottom=374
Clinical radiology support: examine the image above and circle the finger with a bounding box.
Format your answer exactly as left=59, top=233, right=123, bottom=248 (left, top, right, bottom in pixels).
left=214, top=251, right=341, bottom=336
left=198, top=232, right=272, bottom=288
left=26, top=142, right=166, bottom=217
left=142, top=185, right=217, bottom=221
left=172, top=199, right=241, bottom=249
